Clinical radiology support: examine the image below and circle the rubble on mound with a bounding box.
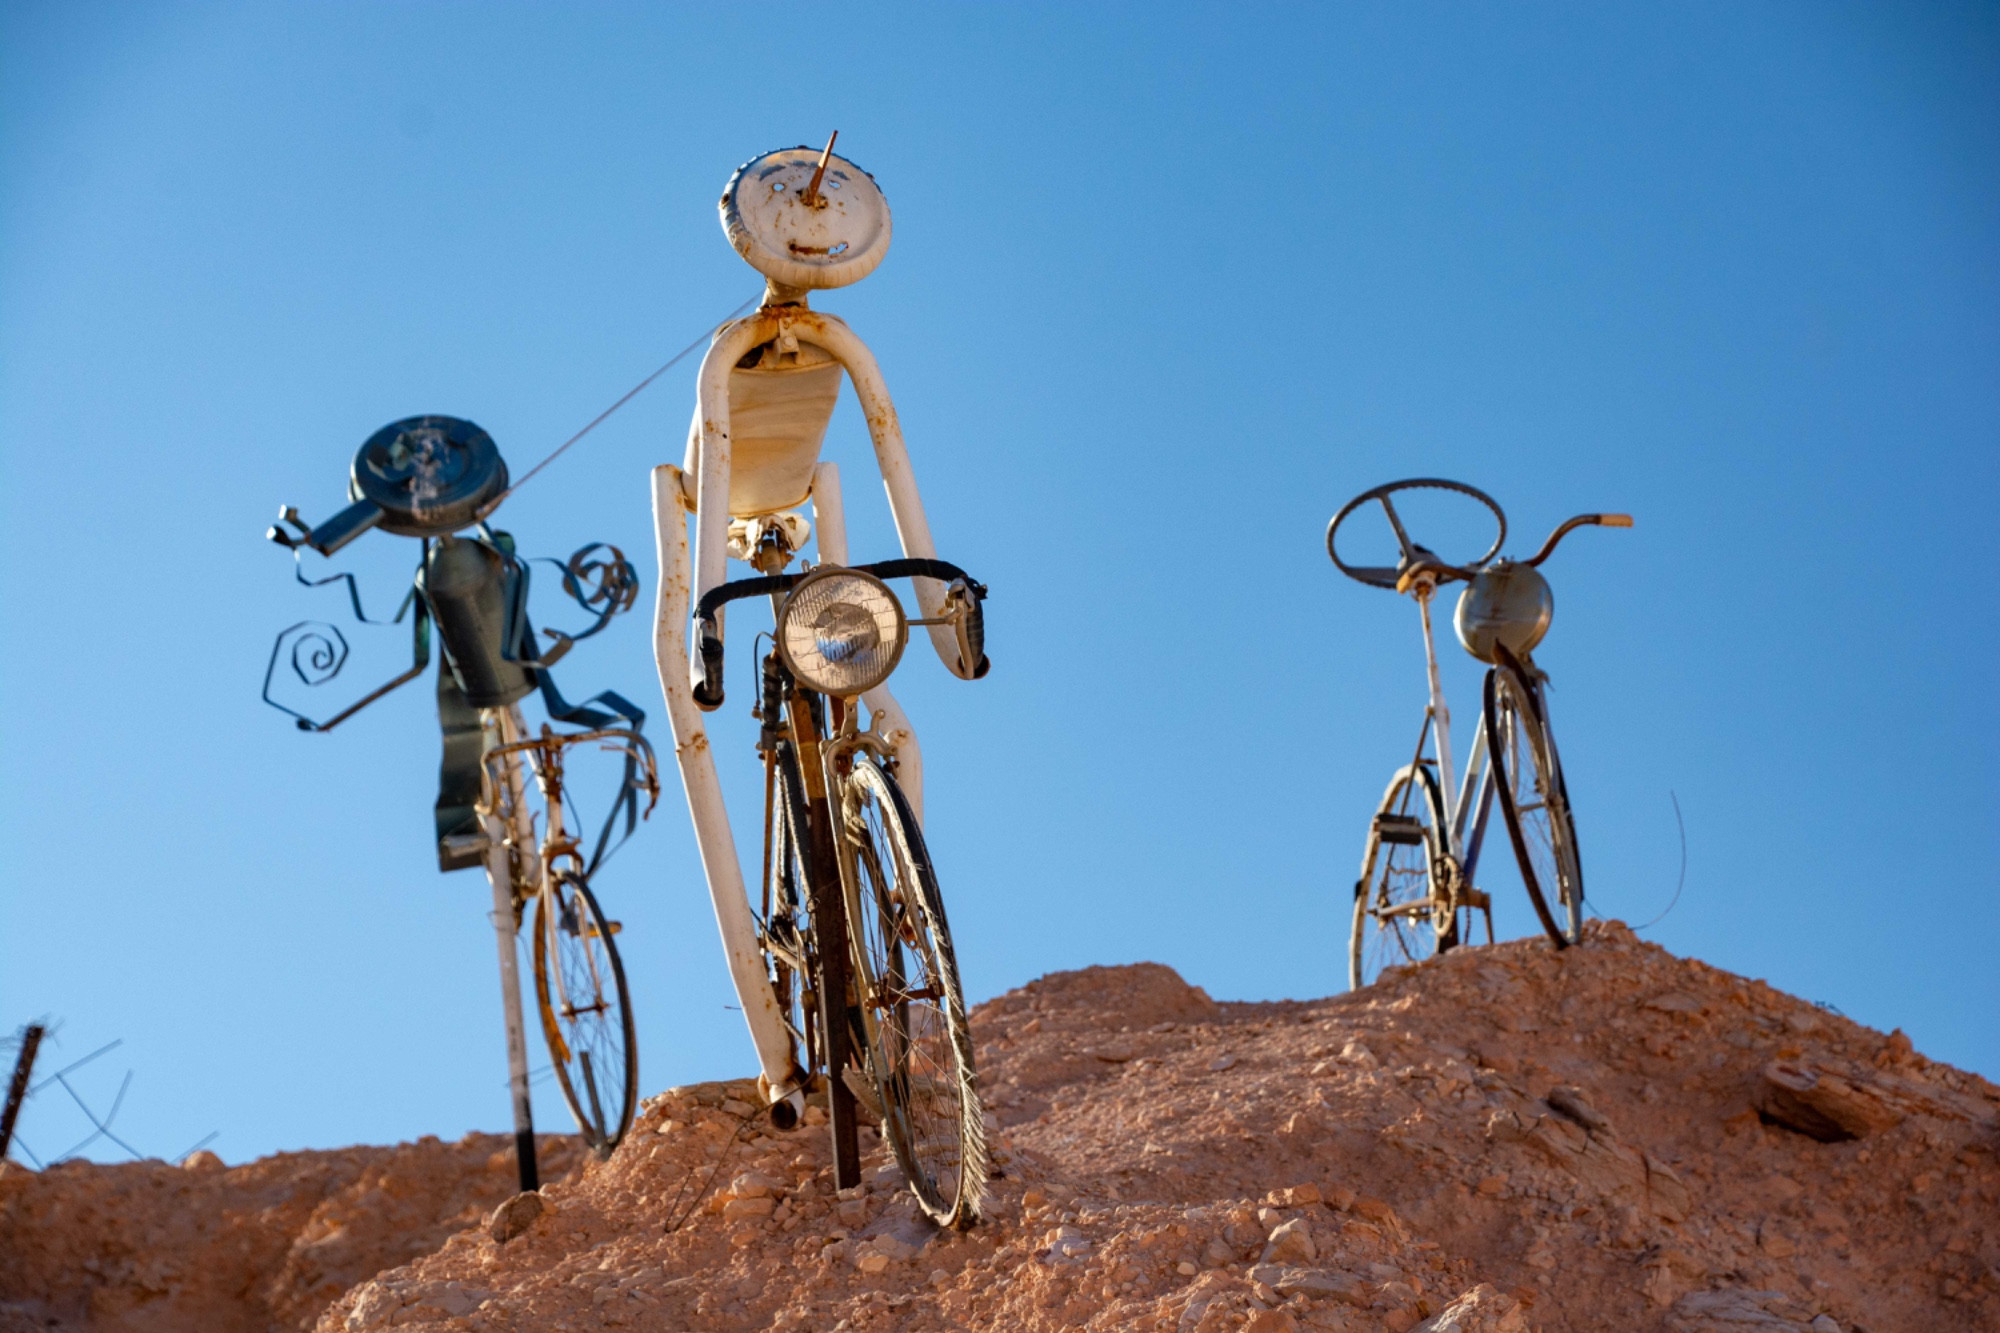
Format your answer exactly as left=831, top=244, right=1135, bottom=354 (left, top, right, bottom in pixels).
left=0, top=1134, right=586, bottom=1332
left=4, top=922, right=1996, bottom=1332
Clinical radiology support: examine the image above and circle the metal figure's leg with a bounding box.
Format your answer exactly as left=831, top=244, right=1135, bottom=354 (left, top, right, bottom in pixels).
left=651, top=464, right=803, bottom=1115
left=477, top=710, right=538, bottom=1192
left=810, top=462, right=926, bottom=819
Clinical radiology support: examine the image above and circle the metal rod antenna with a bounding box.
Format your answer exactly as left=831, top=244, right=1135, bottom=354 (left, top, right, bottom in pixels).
left=1, top=1025, right=44, bottom=1163
left=802, top=131, right=839, bottom=207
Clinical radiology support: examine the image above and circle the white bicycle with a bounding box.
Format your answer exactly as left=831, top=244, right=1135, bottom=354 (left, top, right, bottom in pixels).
left=1327, top=478, right=1631, bottom=988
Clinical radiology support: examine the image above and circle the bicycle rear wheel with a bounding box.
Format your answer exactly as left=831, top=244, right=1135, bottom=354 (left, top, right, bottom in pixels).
left=532, top=873, right=638, bottom=1154
left=1484, top=666, right=1584, bottom=947
left=841, top=752, right=985, bottom=1229
left=1350, top=763, right=1455, bottom=989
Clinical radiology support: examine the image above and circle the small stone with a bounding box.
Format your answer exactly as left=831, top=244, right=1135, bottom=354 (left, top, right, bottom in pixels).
left=1262, top=1218, right=1316, bottom=1265
left=855, top=1251, right=891, bottom=1275
left=181, top=1149, right=223, bottom=1171
left=1476, top=1175, right=1507, bottom=1197
left=1092, top=1043, right=1135, bottom=1062
left=486, top=1191, right=544, bottom=1243
left=725, top=1170, right=787, bottom=1200
left=722, top=1196, right=776, bottom=1221
left=1201, top=1237, right=1237, bottom=1267
left=1244, top=1309, right=1298, bottom=1333
left=1209, top=1054, right=1238, bottom=1072
left=1177, top=1261, right=1199, bottom=1277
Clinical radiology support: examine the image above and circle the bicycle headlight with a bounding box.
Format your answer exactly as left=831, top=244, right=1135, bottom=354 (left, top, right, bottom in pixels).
left=777, top=567, right=907, bottom=697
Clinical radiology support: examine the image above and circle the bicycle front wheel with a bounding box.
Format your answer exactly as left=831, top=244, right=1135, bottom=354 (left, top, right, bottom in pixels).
left=1484, top=666, right=1584, bottom=947
left=761, top=741, right=820, bottom=1083
left=1350, top=763, right=1455, bottom=990
left=532, top=873, right=638, bottom=1154
left=840, top=753, right=985, bottom=1229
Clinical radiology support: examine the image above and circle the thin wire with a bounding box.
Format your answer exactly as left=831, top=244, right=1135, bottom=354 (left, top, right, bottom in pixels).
left=488, top=296, right=759, bottom=510
left=1633, top=791, right=1688, bottom=932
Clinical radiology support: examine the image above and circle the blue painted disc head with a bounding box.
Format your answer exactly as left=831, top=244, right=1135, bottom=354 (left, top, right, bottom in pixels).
left=349, top=415, right=509, bottom=538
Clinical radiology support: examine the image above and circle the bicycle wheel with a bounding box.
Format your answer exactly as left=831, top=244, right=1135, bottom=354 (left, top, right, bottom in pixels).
left=840, top=752, right=986, bottom=1229
left=1484, top=666, right=1584, bottom=947
left=761, top=742, right=820, bottom=1083
left=1350, top=763, right=1455, bottom=989
left=532, top=872, right=638, bottom=1155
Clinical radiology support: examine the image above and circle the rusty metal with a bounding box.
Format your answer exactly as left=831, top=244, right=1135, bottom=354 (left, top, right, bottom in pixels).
left=801, top=130, right=839, bottom=207
left=0, top=1024, right=44, bottom=1164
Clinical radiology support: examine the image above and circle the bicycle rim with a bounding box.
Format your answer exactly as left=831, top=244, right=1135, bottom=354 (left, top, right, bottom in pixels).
left=1349, top=763, right=1451, bottom=989
left=1484, top=667, right=1584, bottom=947
left=533, top=874, right=638, bottom=1153
left=762, top=743, right=820, bottom=1081
left=841, top=754, right=986, bottom=1228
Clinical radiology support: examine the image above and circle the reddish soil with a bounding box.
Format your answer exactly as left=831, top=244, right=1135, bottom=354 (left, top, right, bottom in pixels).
left=4, top=922, right=1995, bottom=1332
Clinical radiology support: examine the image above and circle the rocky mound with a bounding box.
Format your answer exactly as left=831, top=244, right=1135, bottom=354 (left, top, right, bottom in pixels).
left=0, top=1134, right=586, bottom=1332
left=5, top=924, right=1996, bottom=1332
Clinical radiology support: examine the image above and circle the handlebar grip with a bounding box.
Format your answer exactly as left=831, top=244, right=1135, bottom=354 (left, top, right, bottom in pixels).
left=959, top=597, right=990, bottom=680
left=691, top=620, right=725, bottom=711
left=1599, top=514, right=1634, bottom=528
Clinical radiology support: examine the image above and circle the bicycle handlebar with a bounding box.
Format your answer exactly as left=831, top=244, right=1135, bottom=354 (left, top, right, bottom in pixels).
left=1523, top=513, right=1633, bottom=567
left=692, top=558, right=989, bottom=709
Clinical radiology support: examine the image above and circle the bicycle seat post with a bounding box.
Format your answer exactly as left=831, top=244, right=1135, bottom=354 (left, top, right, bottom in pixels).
left=1412, top=580, right=1458, bottom=811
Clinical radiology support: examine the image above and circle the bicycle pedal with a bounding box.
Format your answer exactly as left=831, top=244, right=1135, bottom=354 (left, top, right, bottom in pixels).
left=1459, top=888, right=1491, bottom=910
left=1372, top=814, right=1426, bottom=846
left=841, top=1067, right=885, bottom=1121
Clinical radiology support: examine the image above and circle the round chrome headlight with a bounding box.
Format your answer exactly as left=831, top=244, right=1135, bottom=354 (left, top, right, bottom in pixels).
left=777, top=567, right=907, bottom=697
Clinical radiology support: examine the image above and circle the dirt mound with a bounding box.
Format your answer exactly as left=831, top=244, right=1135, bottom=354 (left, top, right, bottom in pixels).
left=5, top=924, right=1996, bottom=1332
left=0, top=1134, right=586, bottom=1332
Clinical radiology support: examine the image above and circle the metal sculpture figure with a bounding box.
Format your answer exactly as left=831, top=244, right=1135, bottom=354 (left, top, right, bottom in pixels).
left=263, top=415, right=658, bottom=1190
left=651, top=138, right=992, bottom=1224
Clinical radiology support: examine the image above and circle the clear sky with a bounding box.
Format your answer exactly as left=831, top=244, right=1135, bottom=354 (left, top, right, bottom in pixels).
left=3, top=3, right=1994, bottom=1165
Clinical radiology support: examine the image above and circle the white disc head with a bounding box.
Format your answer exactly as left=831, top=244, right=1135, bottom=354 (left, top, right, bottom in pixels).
left=720, top=146, right=891, bottom=290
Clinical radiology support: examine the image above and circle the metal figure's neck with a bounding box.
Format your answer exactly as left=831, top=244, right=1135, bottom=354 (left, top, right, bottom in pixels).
left=761, top=279, right=811, bottom=308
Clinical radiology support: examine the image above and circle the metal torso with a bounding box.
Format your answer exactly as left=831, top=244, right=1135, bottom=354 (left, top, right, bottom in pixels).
left=421, top=535, right=536, bottom=708
left=719, top=336, right=844, bottom=517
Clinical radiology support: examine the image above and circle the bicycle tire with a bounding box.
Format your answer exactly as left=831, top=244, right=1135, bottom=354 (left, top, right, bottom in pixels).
left=532, top=873, right=638, bottom=1155
left=840, top=752, right=986, bottom=1229
left=1483, top=666, right=1584, bottom=947
left=1349, top=763, right=1455, bottom=989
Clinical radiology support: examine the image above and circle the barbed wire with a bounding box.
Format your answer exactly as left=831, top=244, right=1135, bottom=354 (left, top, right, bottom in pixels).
left=2, top=1023, right=219, bottom=1170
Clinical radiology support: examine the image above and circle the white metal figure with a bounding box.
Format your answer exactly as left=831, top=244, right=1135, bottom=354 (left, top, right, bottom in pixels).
left=650, top=143, right=982, bottom=1123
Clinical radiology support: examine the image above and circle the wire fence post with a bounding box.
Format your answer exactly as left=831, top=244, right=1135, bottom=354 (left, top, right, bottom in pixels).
left=1, top=1024, right=46, bottom=1163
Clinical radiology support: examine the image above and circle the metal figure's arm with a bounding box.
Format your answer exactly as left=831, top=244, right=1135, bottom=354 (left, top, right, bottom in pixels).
left=266, top=500, right=385, bottom=556
left=262, top=596, right=431, bottom=732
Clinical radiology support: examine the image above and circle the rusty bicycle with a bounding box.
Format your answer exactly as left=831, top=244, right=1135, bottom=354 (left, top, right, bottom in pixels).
left=1327, top=478, right=1631, bottom=988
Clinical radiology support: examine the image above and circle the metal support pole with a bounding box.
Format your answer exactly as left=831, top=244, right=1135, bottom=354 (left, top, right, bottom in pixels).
left=480, top=708, right=539, bottom=1193
left=1, top=1024, right=45, bottom=1164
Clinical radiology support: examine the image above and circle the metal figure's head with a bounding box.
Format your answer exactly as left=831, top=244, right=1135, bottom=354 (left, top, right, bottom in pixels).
left=1454, top=560, right=1553, bottom=663
left=720, top=140, right=891, bottom=292
left=352, top=415, right=508, bottom=537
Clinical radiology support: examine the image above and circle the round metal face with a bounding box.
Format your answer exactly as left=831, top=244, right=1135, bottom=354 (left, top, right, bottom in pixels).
left=720, top=146, right=891, bottom=290
left=350, top=415, right=508, bottom=537
left=1454, top=561, right=1554, bottom=663
left=777, top=567, right=907, bottom=697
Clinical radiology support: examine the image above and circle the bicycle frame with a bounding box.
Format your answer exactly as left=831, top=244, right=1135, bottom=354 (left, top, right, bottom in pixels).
left=1404, top=579, right=1500, bottom=894
left=473, top=711, right=652, bottom=1189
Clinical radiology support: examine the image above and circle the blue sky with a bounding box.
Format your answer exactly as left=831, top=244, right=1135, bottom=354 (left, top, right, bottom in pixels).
left=3, top=3, right=1994, bottom=1165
